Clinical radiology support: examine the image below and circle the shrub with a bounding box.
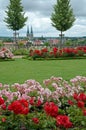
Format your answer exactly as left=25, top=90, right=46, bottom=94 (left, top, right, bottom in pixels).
left=0, top=76, right=86, bottom=129
left=13, top=48, right=28, bottom=55
left=0, top=47, right=14, bottom=60
left=29, top=46, right=86, bottom=60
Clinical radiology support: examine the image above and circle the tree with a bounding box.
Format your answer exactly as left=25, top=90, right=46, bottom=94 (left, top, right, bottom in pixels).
left=4, top=0, right=28, bottom=47
left=51, top=0, right=75, bottom=47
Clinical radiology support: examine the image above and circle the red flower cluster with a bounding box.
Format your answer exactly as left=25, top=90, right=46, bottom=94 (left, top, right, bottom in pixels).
left=0, top=97, right=5, bottom=105
left=77, top=101, right=85, bottom=109
left=29, top=97, right=35, bottom=105
left=73, top=93, right=86, bottom=116
left=56, top=115, right=72, bottom=128
left=1, top=48, right=7, bottom=51
left=53, top=47, right=58, bottom=53
left=36, top=99, right=42, bottom=107
left=63, top=48, right=74, bottom=53
left=31, top=48, right=48, bottom=58
left=44, top=102, right=58, bottom=117
left=8, top=99, right=29, bottom=115
left=53, top=47, right=58, bottom=55
left=1, top=104, right=6, bottom=110
left=34, top=50, right=41, bottom=56
left=73, top=93, right=86, bottom=101
left=1, top=117, right=6, bottom=122
left=76, top=46, right=86, bottom=53
left=83, top=109, right=86, bottom=116
left=41, top=48, right=48, bottom=53
left=62, top=46, right=86, bottom=55
left=32, top=117, right=39, bottom=124
left=68, top=100, right=74, bottom=106
left=73, top=93, right=86, bottom=109
left=29, top=97, right=42, bottom=107
left=29, top=46, right=86, bottom=59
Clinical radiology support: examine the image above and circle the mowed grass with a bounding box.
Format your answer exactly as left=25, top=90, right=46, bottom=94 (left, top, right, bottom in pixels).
left=0, top=58, right=86, bottom=84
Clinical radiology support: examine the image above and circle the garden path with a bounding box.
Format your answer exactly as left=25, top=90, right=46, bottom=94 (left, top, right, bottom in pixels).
left=13, top=55, right=23, bottom=58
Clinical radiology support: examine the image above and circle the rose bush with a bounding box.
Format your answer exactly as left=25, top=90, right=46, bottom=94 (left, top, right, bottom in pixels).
left=0, top=47, right=14, bottom=60
left=29, top=46, right=86, bottom=60
left=0, top=76, right=86, bottom=129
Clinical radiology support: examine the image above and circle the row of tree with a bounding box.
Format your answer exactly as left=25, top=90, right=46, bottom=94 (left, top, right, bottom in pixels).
left=4, top=0, right=75, bottom=48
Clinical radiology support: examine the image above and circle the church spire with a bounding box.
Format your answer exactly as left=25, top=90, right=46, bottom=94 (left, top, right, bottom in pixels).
left=27, top=25, right=29, bottom=38
left=31, top=26, right=33, bottom=35
left=26, top=25, right=34, bottom=41
left=30, top=26, right=33, bottom=40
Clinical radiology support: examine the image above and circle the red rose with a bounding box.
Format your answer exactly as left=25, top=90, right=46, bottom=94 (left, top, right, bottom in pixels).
left=83, top=109, right=86, bottom=116
left=21, top=107, right=29, bottom=115
left=0, top=97, right=5, bottom=105
left=68, top=100, right=74, bottom=106
left=78, top=93, right=86, bottom=101
left=8, top=99, right=29, bottom=115
left=1, top=104, right=6, bottom=110
left=44, top=102, right=58, bottom=117
left=19, top=99, right=29, bottom=107
left=36, top=99, right=42, bottom=107
left=56, top=115, right=72, bottom=128
left=29, top=97, right=35, bottom=105
left=73, top=93, right=78, bottom=101
left=77, top=101, right=85, bottom=109
left=2, top=117, right=6, bottom=122
left=32, top=118, right=39, bottom=124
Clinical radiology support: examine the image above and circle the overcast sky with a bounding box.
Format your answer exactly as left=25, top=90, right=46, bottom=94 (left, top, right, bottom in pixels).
left=0, top=0, right=86, bottom=37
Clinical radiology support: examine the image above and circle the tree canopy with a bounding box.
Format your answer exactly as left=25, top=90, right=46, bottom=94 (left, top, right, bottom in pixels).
left=4, top=0, right=28, bottom=31
left=51, top=0, right=75, bottom=33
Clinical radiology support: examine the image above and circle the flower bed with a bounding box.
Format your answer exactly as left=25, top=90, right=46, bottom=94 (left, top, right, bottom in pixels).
left=0, top=76, right=86, bottom=129
left=0, top=47, right=14, bottom=61
left=28, top=46, right=86, bottom=60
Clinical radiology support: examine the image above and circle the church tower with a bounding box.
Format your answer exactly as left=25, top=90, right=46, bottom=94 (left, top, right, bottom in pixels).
left=30, top=26, right=33, bottom=40
left=27, top=25, right=30, bottom=39
left=26, top=25, right=33, bottom=41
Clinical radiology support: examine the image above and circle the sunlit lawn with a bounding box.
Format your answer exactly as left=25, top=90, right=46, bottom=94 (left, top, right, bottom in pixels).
left=0, top=58, right=86, bottom=84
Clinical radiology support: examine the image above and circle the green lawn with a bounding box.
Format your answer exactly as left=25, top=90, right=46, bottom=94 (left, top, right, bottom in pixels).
left=0, top=58, right=86, bottom=84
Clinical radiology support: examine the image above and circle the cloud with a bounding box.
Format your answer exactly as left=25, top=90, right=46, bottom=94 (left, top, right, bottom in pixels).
left=71, top=0, right=86, bottom=17
left=22, top=0, right=55, bottom=17
left=0, top=0, right=86, bottom=37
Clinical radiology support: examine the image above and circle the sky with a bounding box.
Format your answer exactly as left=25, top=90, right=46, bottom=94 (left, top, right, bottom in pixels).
left=0, top=0, right=86, bottom=37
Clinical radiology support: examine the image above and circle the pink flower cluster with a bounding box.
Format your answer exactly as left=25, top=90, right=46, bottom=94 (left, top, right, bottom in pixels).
left=0, top=47, right=14, bottom=59
left=0, top=76, right=86, bottom=129
left=0, top=76, right=86, bottom=106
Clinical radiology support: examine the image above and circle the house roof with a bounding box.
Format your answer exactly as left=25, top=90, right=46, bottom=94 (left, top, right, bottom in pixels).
left=33, top=40, right=44, bottom=45
left=49, top=39, right=59, bottom=44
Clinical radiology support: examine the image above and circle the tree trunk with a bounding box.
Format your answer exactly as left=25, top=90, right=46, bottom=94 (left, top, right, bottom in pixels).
left=60, top=30, right=63, bottom=48
left=59, top=31, right=63, bottom=48
left=60, top=31, right=64, bottom=48
left=13, top=30, right=19, bottom=49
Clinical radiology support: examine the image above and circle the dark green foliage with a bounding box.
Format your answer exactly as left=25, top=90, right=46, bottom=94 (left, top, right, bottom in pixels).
left=51, top=0, right=75, bottom=32
left=4, top=0, right=28, bottom=31
left=51, top=0, right=75, bottom=47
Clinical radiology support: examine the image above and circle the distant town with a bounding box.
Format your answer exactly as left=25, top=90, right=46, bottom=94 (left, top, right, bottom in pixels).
left=0, top=26, right=86, bottom=49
